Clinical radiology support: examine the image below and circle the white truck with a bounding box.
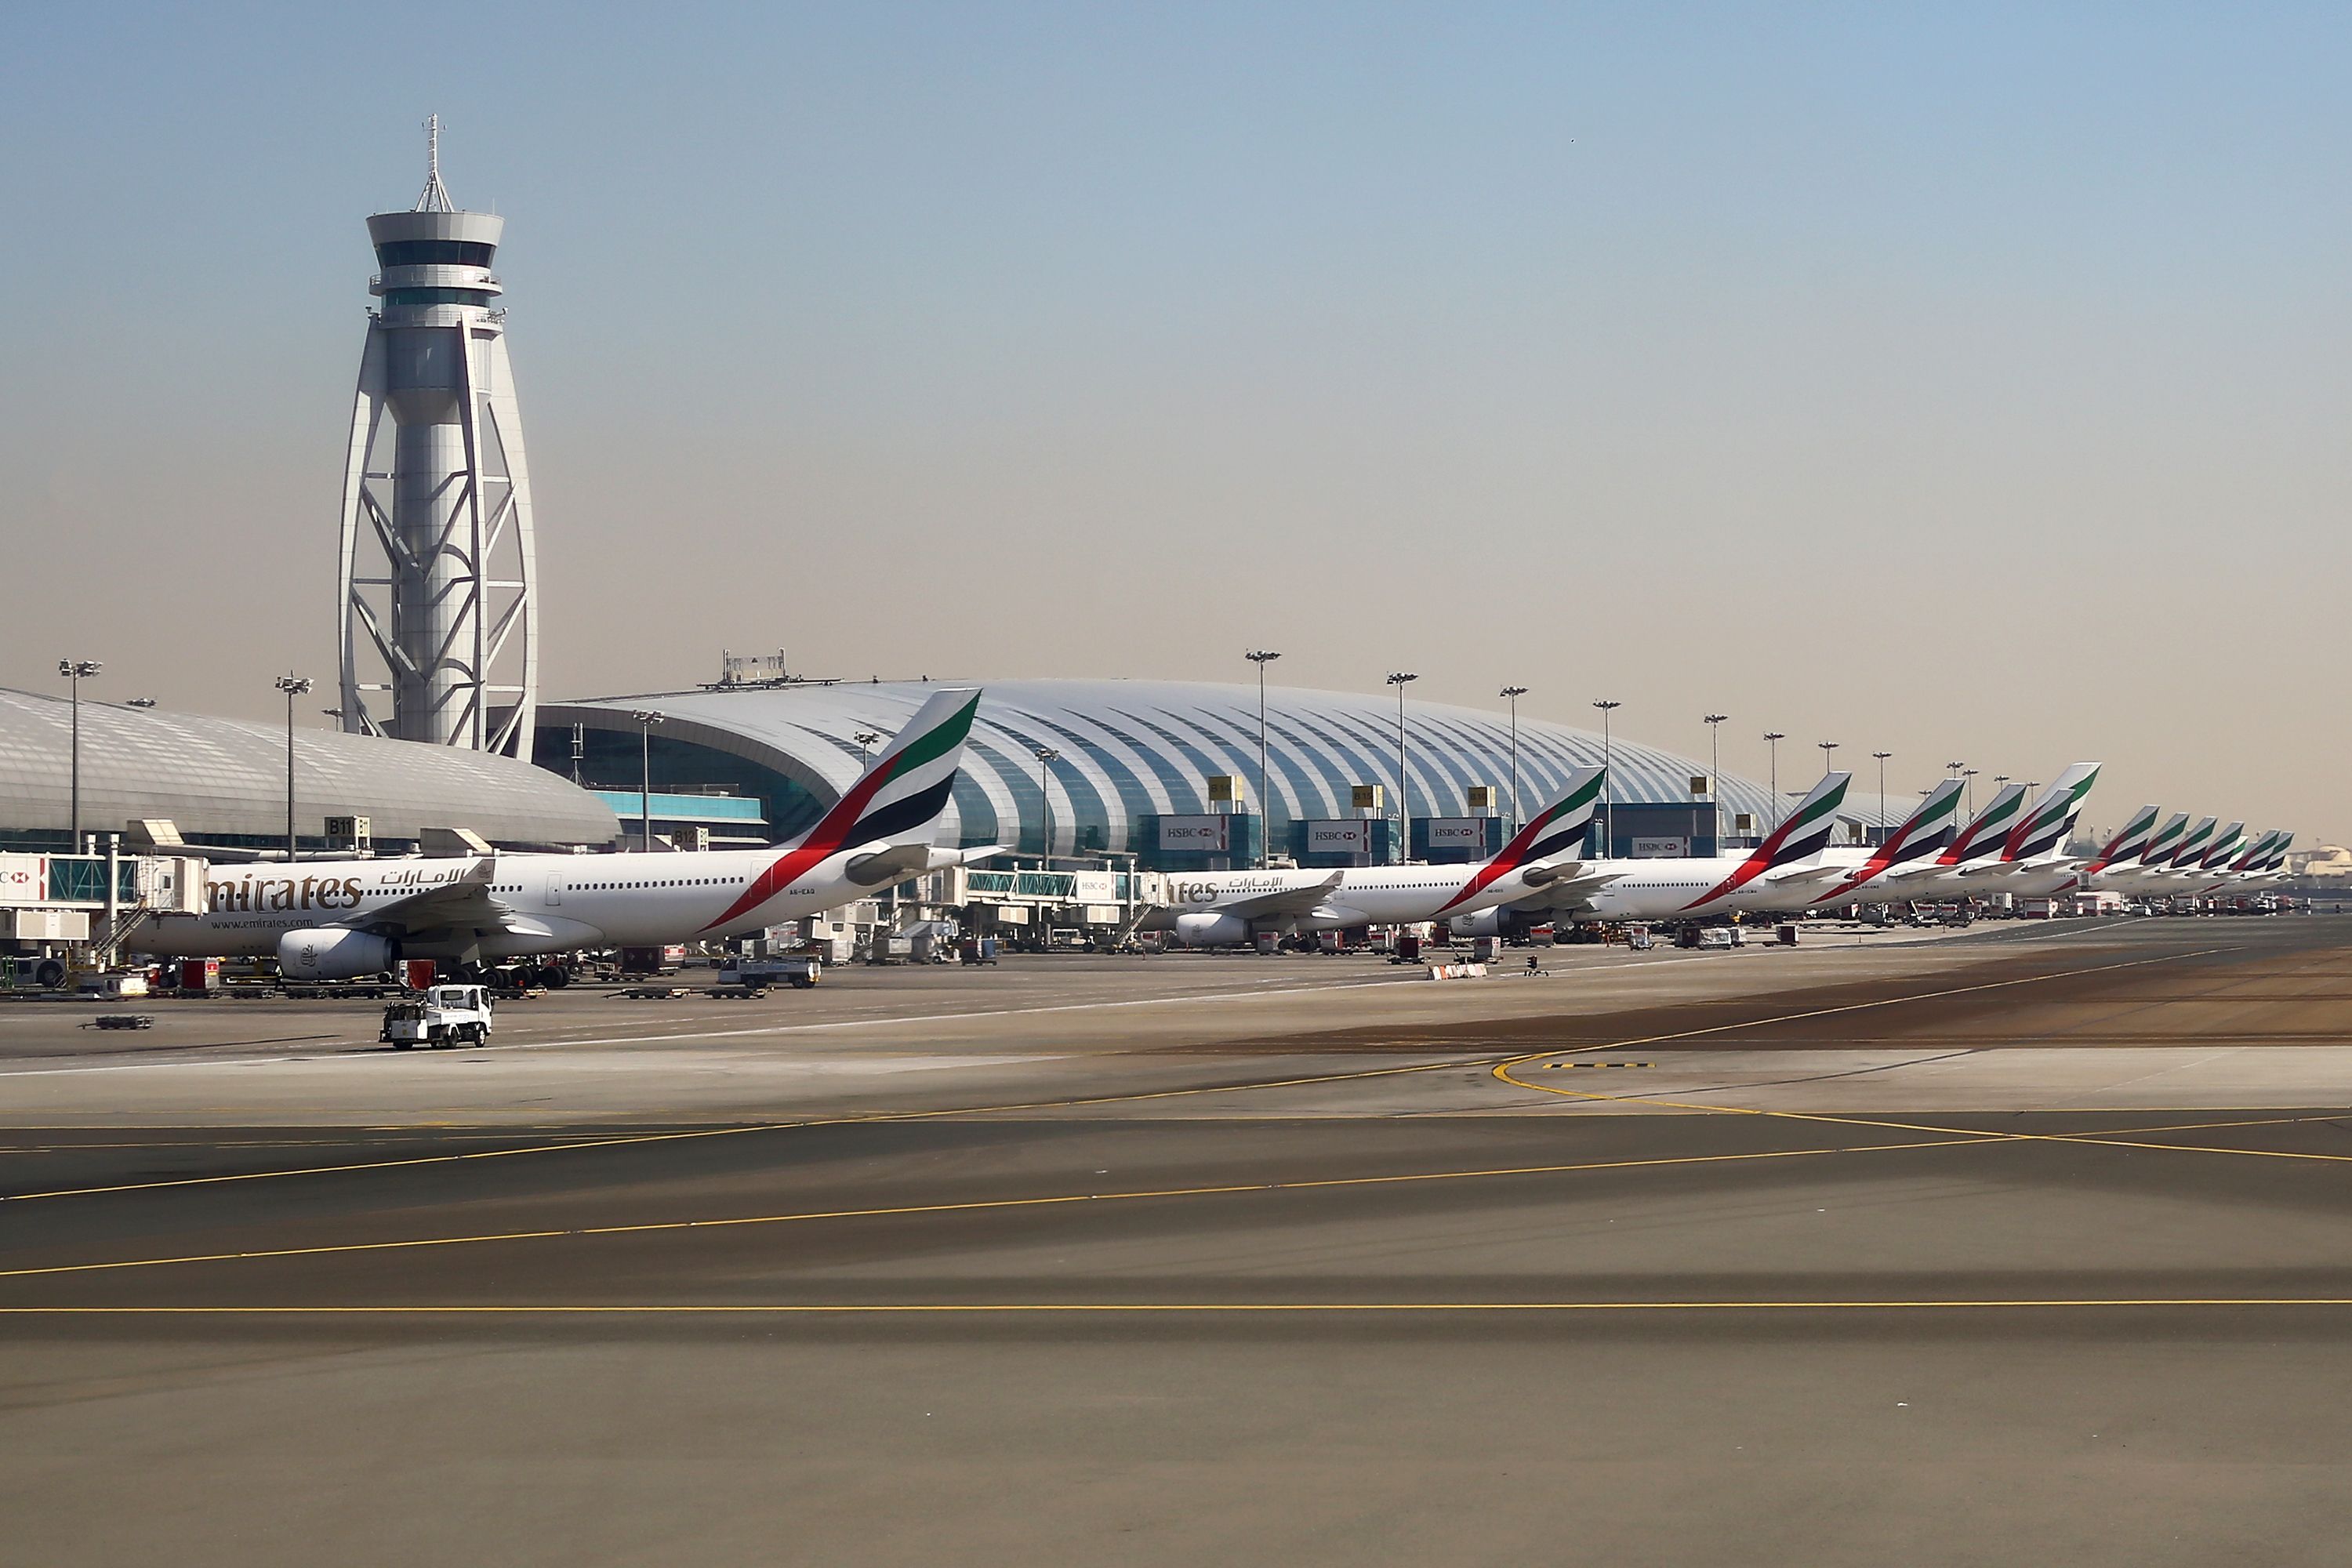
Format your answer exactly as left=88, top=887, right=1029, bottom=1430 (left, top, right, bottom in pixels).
left=379, top=984, right=495, bottom=1049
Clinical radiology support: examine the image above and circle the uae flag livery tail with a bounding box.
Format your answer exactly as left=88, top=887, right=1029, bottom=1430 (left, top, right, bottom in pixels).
left=1434, top=766, right=1606, bottom=916
left=2001, top=764, right=2100, bottom=862
left=1813, top=775, right=1965, bottom=903
left=1681, top=770, right=1850, bottom=911
left=701, top=687, right=981, bottom=932
left=2085, top=804, right=2162, bottom=877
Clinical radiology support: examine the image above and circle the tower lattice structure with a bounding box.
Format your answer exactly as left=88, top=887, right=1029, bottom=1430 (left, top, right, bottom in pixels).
left=336, top=117, right=538, bottom=756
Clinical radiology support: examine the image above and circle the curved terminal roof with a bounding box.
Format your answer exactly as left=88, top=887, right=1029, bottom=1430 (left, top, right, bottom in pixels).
left=0, top=688, right=617, bottom=848
left=543, top=677, right=1780, bottom=855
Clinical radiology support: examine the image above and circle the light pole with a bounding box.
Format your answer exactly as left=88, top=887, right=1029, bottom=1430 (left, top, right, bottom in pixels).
left=56, top=659, right=100, bottom=850
left=1387, top=673, right=1418, bottom=864
left=273, top=674, right=313, bottom=861
left=1592, top=700, right=1621, bottom=854
left=1247, top=651, right=1282, bottom=868
left=1871, top=751, right=1893, bottom=836
left=630, top=710, right=664, bottom=851
left=1818, top=740, right=1838, bottom=777
left=1962, top=768, right=1979, bottom=817
left=854, top=729, right=881, bottom=769
left=1034, top=746, right=1060, bottom=863
left=1500, top=686, right=1529, bottom=834
left=1702, top=713, right=1727, bottom=847
left=1762, top=732, right=1785, bottom=829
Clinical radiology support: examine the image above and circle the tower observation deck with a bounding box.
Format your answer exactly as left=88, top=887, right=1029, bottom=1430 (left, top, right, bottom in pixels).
left=336, top=117, right=539, bottom=755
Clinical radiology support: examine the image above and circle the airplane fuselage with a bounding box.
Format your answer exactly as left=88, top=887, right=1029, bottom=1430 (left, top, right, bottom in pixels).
left=139, top=847, right=883, bottom=962
left=1146, top=862, right=1562, bottom=937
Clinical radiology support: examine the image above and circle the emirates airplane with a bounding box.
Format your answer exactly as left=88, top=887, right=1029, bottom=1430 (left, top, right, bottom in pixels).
left=1869, top=779, right=2031, bottom=899
left=2074, top=804, right=2165, bottom=891
left=142, top=688, right=992, bottom=980
left=2092, top=811, right=2191, bottom=894
left=1950, top=764, right=2102, bottom=898
left=1143, top=766, right=1606, bottom=946
left=2173, top=821, right=2252, bottom=896
left=2230, top=832, right=2295, bottom=888
left=1788, top=775, right=1968, bottom=910
left=1503, top=771, right=1853, bottom=927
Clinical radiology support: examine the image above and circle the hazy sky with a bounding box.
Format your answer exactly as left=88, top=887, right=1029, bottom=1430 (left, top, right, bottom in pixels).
left=5, top=4, right=2347, bottom=844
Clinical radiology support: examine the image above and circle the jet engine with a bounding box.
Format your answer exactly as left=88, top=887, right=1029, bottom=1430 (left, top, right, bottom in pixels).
left=1171, top=912, right=1251, bottom=948
left=1446, top=908, right=1506, bottom=940
left=277, top=927, right=394, bottom=981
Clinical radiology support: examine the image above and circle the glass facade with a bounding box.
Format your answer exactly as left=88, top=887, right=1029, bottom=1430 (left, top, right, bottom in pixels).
left=539, top=679, right=1786, bottom=862
left=374, top=239, right=499, bottom=268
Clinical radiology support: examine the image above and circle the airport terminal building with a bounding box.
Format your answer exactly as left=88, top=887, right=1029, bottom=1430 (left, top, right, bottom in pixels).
left=0, top=688, right=617, bottom=855
left=539, top=677, right=1780, bottom=868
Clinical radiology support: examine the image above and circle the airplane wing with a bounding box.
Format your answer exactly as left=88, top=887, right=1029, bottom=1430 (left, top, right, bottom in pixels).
left=1209, top=872, right=1348, bottom=921
left=1516, top=858, right=1589, bottom=889
left=336, top=859, right=519, bottom=942
left=1759, top=863, right=1853, bottom=887
left=1508, top=871, right=1620, bottom=914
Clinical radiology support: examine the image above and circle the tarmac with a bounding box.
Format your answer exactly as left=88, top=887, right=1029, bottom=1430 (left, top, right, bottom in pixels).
left=5, top=916, right=2352, bottom=1565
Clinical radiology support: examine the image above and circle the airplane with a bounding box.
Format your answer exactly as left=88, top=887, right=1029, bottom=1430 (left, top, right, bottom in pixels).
left=2188, top=820, right=2249, bottom=884
left=2175, top=821, right=2251, bottom=896
left=2239, top=832, right=2296, bottom=888
left=2096, top=811, right=2190, bottom=894
left=1142, top=767, right=1607, bottom=947
left=1870, top=779, right=2031, bottom=898
left=1790, top=775, right=1967, bottom=910
left=1503, top=771, right=1853, bottom=927
left=1951, top=764, right=2102, bottom=898
left=140, top=687, right=995, bottom=980
left=2151, top=816, right=2220, bottom=887
left=2074, top=804, right=2164, bottom=890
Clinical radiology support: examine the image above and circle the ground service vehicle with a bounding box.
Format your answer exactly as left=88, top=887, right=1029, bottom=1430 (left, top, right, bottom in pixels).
left=379, top=984, right=495, bottom=1049
left=716, top=956, right=821, bottom=992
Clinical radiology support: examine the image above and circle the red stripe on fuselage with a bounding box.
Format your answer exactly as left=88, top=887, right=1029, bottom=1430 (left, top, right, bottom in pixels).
left=699, top=758, right=903, bottom=932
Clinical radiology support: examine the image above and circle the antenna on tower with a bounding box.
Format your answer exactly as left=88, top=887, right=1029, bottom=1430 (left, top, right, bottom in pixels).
left=415, top=114, right=456, bottom=212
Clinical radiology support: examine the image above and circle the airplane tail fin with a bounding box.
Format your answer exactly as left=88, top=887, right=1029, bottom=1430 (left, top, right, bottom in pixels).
left=2087, top=805, right=2161, bottom=875
left=2002, top=763, right=2101, bottom=862
left=1941, top=782, right=2027, bottom=866
left=1433, top=767, right=1605, bottom=913
left=1809, top=775, right=1962, bottom=903
left=1751, top=771, right=1853, bottom=870
left=1487, top=766, right=1607, bottom=872
left=2199, top=821, right=2247, bottom=872
left=2169, top=816, right=2219, bottom=869
left=2264, top=833, right=2296, bottom=873
left=1674, top=771, right=1848, bottom=912
left=811, top=688, right=982, bottom=850
left=2139, top=811, right=2190, bottom=870
left=2230, top=829, right=2279, bottom=874
left=1881, top=776, right=1965, bottom=867
left=699, top=689, right=982, bottom=931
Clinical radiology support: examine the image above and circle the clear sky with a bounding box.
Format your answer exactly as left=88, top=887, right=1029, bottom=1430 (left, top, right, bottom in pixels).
left=5, top=3, right=2347, bottom=845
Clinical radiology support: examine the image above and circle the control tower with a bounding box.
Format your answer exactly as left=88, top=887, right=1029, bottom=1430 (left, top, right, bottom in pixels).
left=336, top=118, right=539, bottom=755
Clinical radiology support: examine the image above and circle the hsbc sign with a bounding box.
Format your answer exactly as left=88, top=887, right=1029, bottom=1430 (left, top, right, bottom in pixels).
left=0, top=855, right=45, bottom=907
left=1304, top=820, right=1370, bottom=855
left=1157, top=815, right=1231, bottom=852
left=1424, top=818, right=1487, bottom=848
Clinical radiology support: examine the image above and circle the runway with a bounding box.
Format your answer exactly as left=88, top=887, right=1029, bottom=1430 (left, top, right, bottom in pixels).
left=6, top=917, right=2352, bottom=1564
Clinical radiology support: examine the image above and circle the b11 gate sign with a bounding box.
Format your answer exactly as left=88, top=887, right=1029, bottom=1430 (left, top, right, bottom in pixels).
left=1157, top=815, right=1231, bottom=852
